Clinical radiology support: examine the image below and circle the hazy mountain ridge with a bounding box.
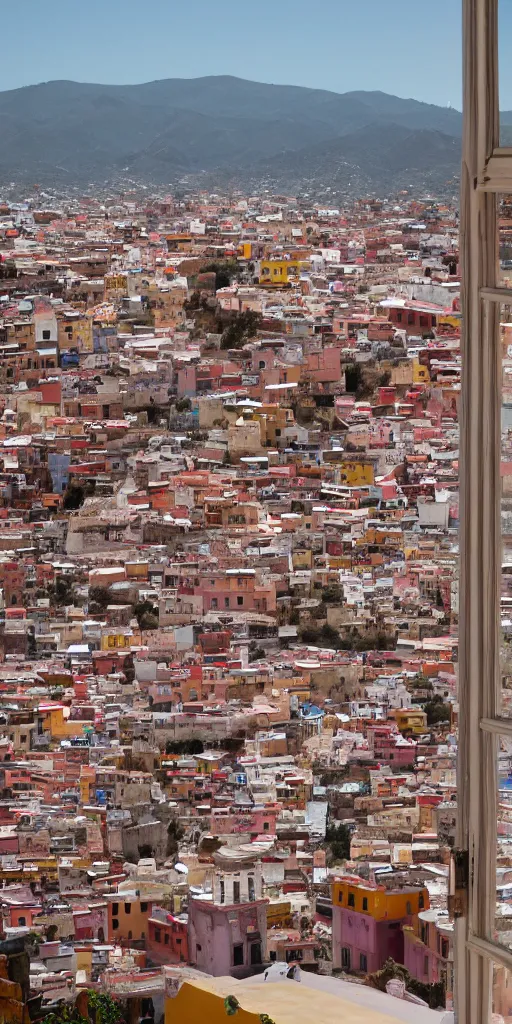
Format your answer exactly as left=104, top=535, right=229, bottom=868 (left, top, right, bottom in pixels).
left=0, top=75, right=466, bottom=193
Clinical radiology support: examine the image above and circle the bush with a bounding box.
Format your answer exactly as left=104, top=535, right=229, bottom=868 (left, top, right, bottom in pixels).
left=424, top=695, right=451, bottom=726
left=175, top=397, right=191, bottom=412
left=325, top=821, right=351, bottom=861
left=134, top=599, right=159, bottom=630
left=300, top=623, right=343, bottom=649
left=63, top=481, right=85, bottom=510
left=165, top=739, right=204, bottom=755
left=202, top=259, right=240, bottom=289
left=220, top=310, right=262, bottom=350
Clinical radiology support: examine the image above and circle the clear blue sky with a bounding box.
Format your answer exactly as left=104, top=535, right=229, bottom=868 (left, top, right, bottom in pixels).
left=2, top=0, right=511, bottom=109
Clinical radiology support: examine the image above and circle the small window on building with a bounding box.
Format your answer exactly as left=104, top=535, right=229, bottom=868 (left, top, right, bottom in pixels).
left=164, top=933, right=169, bottom=944
left=248, top=876, right=255, bottom=902
left=42, top=329, right=51, bottom=340
left=348, top=892, right=355, bottom=908
left=211, top=597, right=218, bottom=609
left=112, top=918, right=119, bottom=930
left=263, top=821, right=269, bottom=831
left=233, top=880, right=240, bottom=903
left=360, top=953, right=368, bottom=972
left=362, top=897, right=368, bottom=911
left=155, top=928, right=161, bottom=943
left=220, top=880, right=225, bottom=904
left=224, top=597, right=230, bottom=608
left=125, top=903, right=131, bottom=914
left=141, top=902, right=148, bottom=912
left=419, top=892, right=425, bottom=909
left=128, top=930, right=132, bottom=941
left=196, top=944, right=201, bottom=953
left=341, top=947, right=351, bottom=969
left=406, top=901, right=412, bottom=915
left=233, top=943, right=244, bottom=966
left=18, top=916, right=26, bottom=927
left=237, top=596, right=244, bottom=606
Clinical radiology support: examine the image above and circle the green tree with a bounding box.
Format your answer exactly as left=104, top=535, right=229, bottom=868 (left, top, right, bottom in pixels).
left=134, top=599, right=159, bottom=630
left=220, top=310, right=262, bottom=350
left=325, top=821, right=351, bottom=862
left=63, top=481, right=85, bottom=510
left=202, top=259, right=240, bottom=289
left=88, top=586, right=111, bottom=613
left=424, top=695, right=451, bottom=726
left=167, top=819, right=185, bottom=858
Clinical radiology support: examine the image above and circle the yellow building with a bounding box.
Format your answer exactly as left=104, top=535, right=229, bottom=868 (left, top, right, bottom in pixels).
left=57, top=314, right=93, bottom=354
left=266, top=900, right=292, bottom=927
left=195, top=752, right=223, bottom=774
left=389, top=708, right=428, bottom=736
left=42, top=706, right=87, bottom=740
left=163, top=970, right=417, bottom=1024
left=100, top=630, right=132, bottom=651
left=412, top=357, right=431, bottom=385
left=260, top=259, right=302, bottom=287
left=332, top=879, right=429, bottom=920
left=292, top=548, right=313, bottom=570
left=338, top=460, right=375, bottom=486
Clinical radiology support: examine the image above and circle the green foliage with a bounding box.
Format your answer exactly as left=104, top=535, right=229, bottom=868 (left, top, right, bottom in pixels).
left=175, top=397, right=192, bottom=412
left=203, top=260, right=240, bottom=290
left=220, top=310, right=262, bottom=350
left=224, top=995, right=240, bottom=1016
left=87, top=992, right=123, bottom=1024
left=40, top=1009, right=89, bottom=1024
left=134, top=600, right=159, bottom=630
left=249, top=645, right=265, bottom=663
left=321, top=584, right=343, bottom=604
left=63, top=481, right=85, bottom=510
left=39, top=992, right=122, bottom=1024
left=165, top=738, right=204, bottom=755
left=367, top=958, right=446, bottom=1009
left=424, top=695, right=451, bottom=726
left=325, top=821, right=351, bottom=862
left=54, top=576, right=73, bottom=606
left=88, top=586, right=111, bottom=613
left=167, top=818, right=185, bottom=857
left=299, top=623, right=343, bottom=649
left=410, top=673, right=433, bottom=691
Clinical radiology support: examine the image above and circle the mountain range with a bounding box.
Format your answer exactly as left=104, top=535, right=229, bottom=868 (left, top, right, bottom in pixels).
left=0, top=75, right=506, bottom=195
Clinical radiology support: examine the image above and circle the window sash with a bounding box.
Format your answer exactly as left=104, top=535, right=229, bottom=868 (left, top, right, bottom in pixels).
left=459, top=0, right=504, bottom=1019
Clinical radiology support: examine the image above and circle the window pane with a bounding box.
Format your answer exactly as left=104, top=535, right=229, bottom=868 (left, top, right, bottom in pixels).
left=500, top=290, right=512, bottom=715
left=494, top=961, right=512, bottom=1023
left=499, top=197, right=512, bottom=287
left=500, top=1, right=512, bottom=146
left=496, top=735, right=512, bottom=948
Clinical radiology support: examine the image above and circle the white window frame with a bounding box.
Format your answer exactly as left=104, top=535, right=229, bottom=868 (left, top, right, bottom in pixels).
left=459, top=0, right=512, bottom=1019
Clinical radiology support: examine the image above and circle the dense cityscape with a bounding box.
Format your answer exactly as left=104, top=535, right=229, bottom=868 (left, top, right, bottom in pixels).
left=0, top=182, right=499, bottom=1024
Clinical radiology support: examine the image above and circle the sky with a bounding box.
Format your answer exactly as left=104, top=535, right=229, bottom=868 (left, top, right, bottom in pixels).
left=1, top=0, right=510, bottom=109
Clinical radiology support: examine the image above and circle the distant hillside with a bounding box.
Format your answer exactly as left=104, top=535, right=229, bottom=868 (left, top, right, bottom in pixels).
left=0, top=75, right=465, bottom=194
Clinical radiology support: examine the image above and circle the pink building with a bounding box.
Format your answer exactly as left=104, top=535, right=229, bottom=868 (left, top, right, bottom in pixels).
left=367, top=724, right=417, bottom=766
left=331, top=878, right=428, bottom=975
left=188, top=850, right=268, bottom=977
left=403, top=909, right=454, bottom=1007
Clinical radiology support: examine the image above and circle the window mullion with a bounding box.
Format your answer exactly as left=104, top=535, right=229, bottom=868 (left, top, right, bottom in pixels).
left=460, top=0, right=500, bottom=1018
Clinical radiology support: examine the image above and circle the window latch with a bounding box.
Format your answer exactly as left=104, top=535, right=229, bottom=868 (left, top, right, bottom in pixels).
left=448, top=848, right=470, bottom=919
